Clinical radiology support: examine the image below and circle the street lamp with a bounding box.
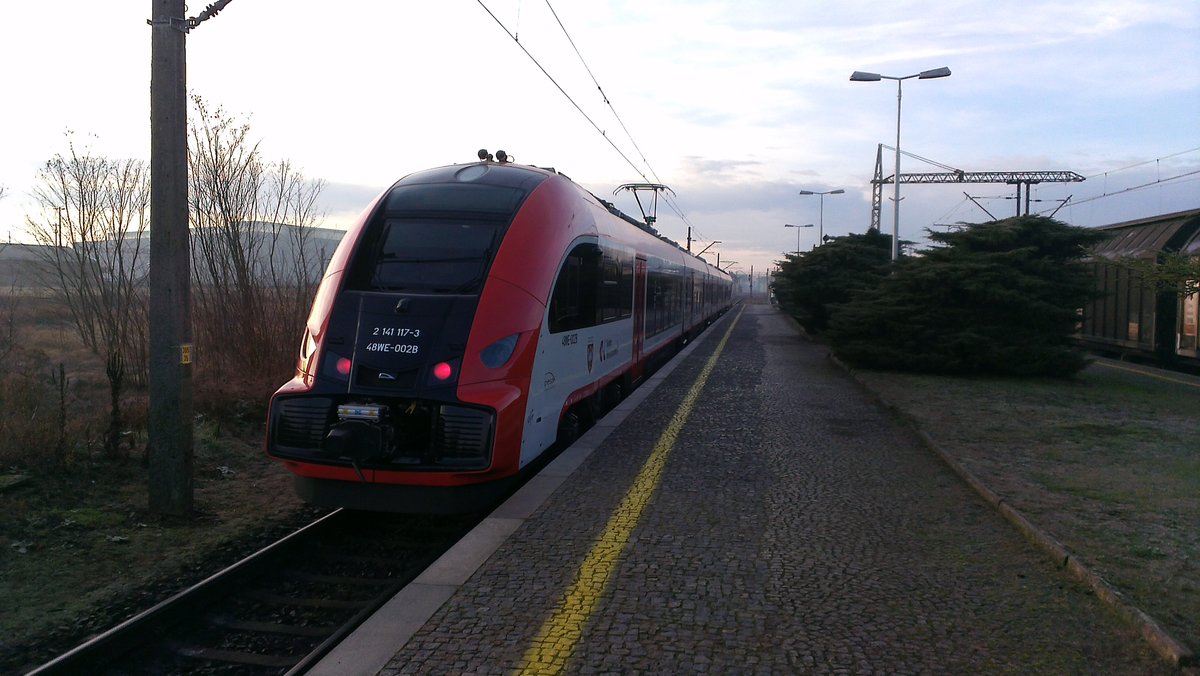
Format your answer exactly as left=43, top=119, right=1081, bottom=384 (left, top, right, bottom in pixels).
left=784, top=223, right=813, bottom=254
left=798, top=189, right=844, bottom=247
left=850, top=66, right=951, bottom=261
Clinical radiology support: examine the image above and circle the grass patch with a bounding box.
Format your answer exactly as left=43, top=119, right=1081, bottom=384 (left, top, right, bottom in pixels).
left=0, top=292, right=315, bottom=673
left=49, top=506, right=126, bottom=530
left=1129, top=545, right=1169, bottom=560
left=0, top=429, right=311, bottom=673
left=1030, top=473, right=1122, bottom=503
left=1172, top=457, right=1200, bottom=484
left=856, top=361, right=1200, bottom=650
left=1054, top=420, right=1153, bottom=439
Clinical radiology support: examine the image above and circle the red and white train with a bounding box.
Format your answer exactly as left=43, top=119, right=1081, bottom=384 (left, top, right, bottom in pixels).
left=266, top=153, right=733, bottom=512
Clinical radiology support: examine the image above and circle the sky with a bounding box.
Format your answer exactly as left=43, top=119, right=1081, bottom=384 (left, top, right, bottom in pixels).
left=1, top=0, right=1198, bottom=277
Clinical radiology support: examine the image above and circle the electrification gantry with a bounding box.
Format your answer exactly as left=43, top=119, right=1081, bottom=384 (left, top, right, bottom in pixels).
left=868, top=144, right=1086, bottom=230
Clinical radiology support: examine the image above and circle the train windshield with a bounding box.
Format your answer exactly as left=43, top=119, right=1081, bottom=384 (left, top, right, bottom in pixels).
left=361, top=218, right=501, bottom=293
left=346, top=181, right=533, bottom=294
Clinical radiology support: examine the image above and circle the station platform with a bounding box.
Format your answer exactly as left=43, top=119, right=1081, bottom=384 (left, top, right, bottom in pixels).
left=311, top=303, right=1168, bottom=674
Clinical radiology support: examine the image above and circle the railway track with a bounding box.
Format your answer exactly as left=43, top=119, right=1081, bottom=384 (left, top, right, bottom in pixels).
left=28, top=508, right=483, bottom=675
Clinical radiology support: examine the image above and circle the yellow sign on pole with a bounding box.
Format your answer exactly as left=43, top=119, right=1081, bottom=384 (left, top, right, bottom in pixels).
left=180, top=343, right=193, bottom=365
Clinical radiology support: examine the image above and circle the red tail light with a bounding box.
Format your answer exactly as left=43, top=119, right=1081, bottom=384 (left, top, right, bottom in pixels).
left=433, top=361, right=454, bottom=381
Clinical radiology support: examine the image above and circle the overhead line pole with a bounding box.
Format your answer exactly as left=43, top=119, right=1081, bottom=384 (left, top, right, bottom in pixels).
left=147, top=0, right=233, bottom=517
left=148, top=0, right=193, bottom=517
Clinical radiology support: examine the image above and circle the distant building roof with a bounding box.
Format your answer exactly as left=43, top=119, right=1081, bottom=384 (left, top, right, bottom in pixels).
left=1089, top=208, right=1200, bottom=260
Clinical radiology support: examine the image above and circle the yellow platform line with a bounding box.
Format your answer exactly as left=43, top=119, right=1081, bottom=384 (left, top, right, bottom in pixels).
left=516, top=308, right=743, bottom=675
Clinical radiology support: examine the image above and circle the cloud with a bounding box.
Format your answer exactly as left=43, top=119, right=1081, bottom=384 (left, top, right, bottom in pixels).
left=675, top=156, right=766, bottom=180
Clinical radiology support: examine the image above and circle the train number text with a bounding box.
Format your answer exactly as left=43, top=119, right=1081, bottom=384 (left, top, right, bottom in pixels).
left=365, top=343, right=420, bottom=354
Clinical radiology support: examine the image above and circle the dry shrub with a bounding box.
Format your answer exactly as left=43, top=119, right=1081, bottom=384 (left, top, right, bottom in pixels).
left=0, top=293, right=131, bottom=469
left=0, top=352, right=94, bottom=468
left=193, top=365, right=283, bottom=430
left=191, top=285, right=305, bottom=429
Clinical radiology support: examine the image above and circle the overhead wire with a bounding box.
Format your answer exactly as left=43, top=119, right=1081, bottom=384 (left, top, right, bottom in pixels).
left=931, top=198, right=980, bottom=226
left=1043, top=147, right=1200, bottom=214
left=539, top=0, right=706, bottom=242
left=472, top=0, right=649, bottom=184
left=542, top=0, right=661, bottom=185
left=1084, top=146, right=1200, bottom=180
left=897, top=145, right=1200, bottom=223
left=476, top=0, right=709, bottom=245
left=1039, top=168, right=1200, bottom=211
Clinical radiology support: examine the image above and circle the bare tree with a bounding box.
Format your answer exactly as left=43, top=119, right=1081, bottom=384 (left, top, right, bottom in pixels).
left=259, top=159, right=327, bottom=336
left=188, top=96, right=326, bottom=391
left=26, top=137, right=150, bottom=457
left=27, top=141, right=150, bottom=373
left=189, top=97, right=266, bottom=365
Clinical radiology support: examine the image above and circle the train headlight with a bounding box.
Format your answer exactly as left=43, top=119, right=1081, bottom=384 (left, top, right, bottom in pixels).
left=480, top=333, right=520, bottom=368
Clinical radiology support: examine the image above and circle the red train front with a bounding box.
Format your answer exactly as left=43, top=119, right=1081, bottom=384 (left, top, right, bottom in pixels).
left=266, top=155, right=731, bottom=513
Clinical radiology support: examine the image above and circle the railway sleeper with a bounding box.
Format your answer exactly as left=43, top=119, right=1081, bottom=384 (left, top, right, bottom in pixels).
left=244, top=589, right=366, bottom=610
left=175, top=645, right=299, bottom=668
left=208, top=614, right=335, bottom=637
left=284, top=569, right=394, bottom=587
left=325, top=553, right=404, bottom=567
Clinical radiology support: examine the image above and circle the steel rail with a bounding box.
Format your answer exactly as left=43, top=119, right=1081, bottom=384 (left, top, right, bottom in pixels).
left=27, top=509, right=346, bottom=674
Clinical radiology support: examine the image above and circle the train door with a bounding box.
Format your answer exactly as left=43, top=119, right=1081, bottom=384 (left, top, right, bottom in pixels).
left=1181, top=289, right=1199, bottom=357
left=688, top=271, right=697, bottom=332
left=632, top=256, right=647, bottom=383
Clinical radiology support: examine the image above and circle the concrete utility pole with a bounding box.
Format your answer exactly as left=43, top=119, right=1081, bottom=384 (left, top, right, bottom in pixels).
left=148, top=0, right=193, bottom=517
left=147, top=0, right=232, bottom=516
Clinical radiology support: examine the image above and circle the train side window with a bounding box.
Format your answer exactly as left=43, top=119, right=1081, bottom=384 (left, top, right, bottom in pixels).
left=646, top=265, right=683, bottom=337
left=599, top=255, right=619, bottom=323
left=549, top=243, right=601, bottom=333
left=619, top=256, right=633, bottom=319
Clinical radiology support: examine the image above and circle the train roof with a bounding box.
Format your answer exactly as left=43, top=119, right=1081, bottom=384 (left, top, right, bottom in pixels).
left=396, top=158, right=728, bottom=278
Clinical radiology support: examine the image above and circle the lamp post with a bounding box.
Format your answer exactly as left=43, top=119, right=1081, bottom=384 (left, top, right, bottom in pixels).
left=784, top=223, right=813, bottom=254
left=850, top=66, right=951, bottom=261
left=798, top=189, right=844, bottom=247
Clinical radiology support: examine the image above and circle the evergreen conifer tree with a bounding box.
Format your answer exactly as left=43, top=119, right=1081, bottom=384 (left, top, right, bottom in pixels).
left=827, top=216, right=1106, bottom=376
left=772, top=229, right=892, bottom=334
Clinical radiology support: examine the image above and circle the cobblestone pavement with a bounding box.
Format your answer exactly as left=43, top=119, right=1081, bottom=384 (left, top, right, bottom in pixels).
left=380, top=304, right=1169, bottom=674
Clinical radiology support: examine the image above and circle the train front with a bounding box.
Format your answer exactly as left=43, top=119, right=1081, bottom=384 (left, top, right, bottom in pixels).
left=265, top=161, right=555, bottom=513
